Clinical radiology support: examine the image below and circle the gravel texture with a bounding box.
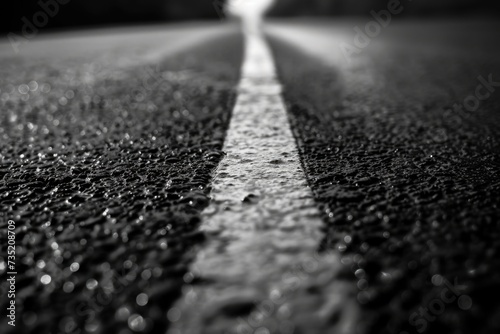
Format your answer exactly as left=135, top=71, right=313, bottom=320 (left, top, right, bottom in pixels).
left=0, top=30, right=242, bottom=334
left=169, top=29, right=360, bottom=334
left=268, top=20, right=500, bottom=334
left=2, top=18, right=500, bottom=334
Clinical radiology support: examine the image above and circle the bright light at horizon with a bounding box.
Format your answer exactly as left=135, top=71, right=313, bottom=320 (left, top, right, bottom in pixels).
left=227, top=0, right=275, bottom=18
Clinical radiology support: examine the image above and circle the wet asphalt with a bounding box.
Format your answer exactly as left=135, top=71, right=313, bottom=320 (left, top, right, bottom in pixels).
left=268, top=19, right=500, bottom=334
left=0, top=18, right=499, bottom=334
left=0, top=27, right=242, bottom=334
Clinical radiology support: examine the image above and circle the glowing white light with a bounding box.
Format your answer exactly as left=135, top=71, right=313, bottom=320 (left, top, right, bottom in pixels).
left=227, top=0, right=274, bottom=18
left=41, top=275, right=52, bottom=285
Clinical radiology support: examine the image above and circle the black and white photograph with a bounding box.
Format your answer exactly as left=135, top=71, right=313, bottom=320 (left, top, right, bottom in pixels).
left=1, top=1, right=500, bottom=333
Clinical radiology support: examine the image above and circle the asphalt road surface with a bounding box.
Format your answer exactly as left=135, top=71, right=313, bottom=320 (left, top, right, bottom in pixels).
left=0, top=22, right=243, bottom=334
left=267, top=18, right=500, bottom=334
left=1, top=17, right=500, bottom=334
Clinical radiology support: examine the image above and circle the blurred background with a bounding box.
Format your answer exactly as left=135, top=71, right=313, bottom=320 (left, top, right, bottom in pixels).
left=1, top=0, right=499, bottom=33
left=0, top=0, right=228, bottom=32
left=268, top=0, right=500, bottom=17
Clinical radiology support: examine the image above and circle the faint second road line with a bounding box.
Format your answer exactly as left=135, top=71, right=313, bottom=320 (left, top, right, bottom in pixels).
left=167, top=24, right=361, bottom=334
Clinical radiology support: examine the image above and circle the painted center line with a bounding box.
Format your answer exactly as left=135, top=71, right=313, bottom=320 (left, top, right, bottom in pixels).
left=167, top=23, right=360, bottom=334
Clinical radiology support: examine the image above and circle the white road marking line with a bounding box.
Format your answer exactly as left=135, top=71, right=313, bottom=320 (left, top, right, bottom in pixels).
left=167, top=24, right=361, bottom=334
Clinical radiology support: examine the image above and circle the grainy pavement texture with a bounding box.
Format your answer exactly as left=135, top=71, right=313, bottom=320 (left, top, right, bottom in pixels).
left=1, top=16, right=500, bottom=334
